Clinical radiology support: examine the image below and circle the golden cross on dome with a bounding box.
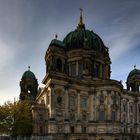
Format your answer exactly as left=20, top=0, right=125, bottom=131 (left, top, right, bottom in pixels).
left=79, top=8, right=83, bottom=25
left=80, top=8, right=83, bottom=15
left=77, top=8, right=85, bottom=29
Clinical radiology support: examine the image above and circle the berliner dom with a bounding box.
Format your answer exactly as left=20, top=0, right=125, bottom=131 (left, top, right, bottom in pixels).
left=19, top=10, right=140, bottom=140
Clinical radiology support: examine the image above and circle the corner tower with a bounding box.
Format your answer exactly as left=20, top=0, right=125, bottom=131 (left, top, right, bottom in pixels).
left=45, top=35, right=66, bottom=75
left=127, top=65, right=140, bottom=92
left=20, top=66, right=38, bottom=101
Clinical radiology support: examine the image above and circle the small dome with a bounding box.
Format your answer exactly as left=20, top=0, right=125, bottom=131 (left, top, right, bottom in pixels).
left=50, top=39, right=65, bottom=48
left=127, top=66, right=140, bottom=92
left=128, top=68, right=140, bottom=78
left=22, top=67, right=36, bottom=79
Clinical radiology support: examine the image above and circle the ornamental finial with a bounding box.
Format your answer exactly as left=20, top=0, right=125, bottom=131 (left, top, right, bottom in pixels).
left=55, top=34, right=58, bottom=39
left=134, top=65, right=136, bottom=69
left=28, top=66, right=30, bottom=71
left=80, top=8, right=83, bottom=25
left=77, top=8, right=85, bottom=29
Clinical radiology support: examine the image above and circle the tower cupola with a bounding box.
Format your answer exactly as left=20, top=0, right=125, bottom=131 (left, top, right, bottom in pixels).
left=20, top=66, right=38, bottom=101
left=127, top=65, right=140, bottom=92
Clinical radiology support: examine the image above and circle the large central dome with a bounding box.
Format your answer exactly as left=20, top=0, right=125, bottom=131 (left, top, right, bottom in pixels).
left=63, top=9, right=107, bottom=55
left=45, top=10, right=111, bottom=80
left=63, top=28, right=105, bottom=50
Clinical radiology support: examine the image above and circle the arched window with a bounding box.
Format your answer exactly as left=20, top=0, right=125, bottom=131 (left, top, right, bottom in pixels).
left=69, top=96, right=75, bottom=106
left=39, top=126, right=43, bottom=134
left=99, top=111, right=105, bottom=122
left=94, top=64, right=100, bottom=78
left=70, top=126, right=74, bottom=133
left=130, top=105, right=133, bottom=113
left=70, top=112, right=75, bottom=121
left=82, top=113, right=87, bottom=121
left=82, top=126, right=86, bottom=133
left=130, top=128, right=133, bottom=133
left=123, top=114, right=126, bottom=123
left=81, top=98, right=87, bottom=108
left=111, top=111, right=116, bottom=122
left=27, top=86, right=33, bottom=94
left=78, top=61, right=83, bottom=76
left=130, top=115, right=133, bottom=123
left=123, top=104, right=126, bottom=112
left=56, top=58, right=62, bottom=72
left=71, top=62, right=76, bottom=76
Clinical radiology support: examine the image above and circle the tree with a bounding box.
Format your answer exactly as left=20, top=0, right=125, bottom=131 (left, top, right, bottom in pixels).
left=0, top=100, right=33, bottom=136
left=0, top=101, right=14, bottom=135
left=12, top=100, right=33, bottom=136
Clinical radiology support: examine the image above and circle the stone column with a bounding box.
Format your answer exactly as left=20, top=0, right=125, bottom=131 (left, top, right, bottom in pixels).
left=102, top=64, right=105, bottom=79
left=49, top=83, right=55, bottom=119
left=93, top=92, right=95, bottom=121
left=135, top=98, right=138, bottom=134
left=128, top=101, right=130, bottom=123
left=105, top=64, right=109, bottom=79
left=115, top=92, right=119, bottom=122
left=89, top=91, right=94, bottom=121
left=64, top=86, right=69, bottom=120
left=107, top=91, right=111, bottom=121
left=102, top=90, right=108, bottom=121
left=100, top=64, right=102, bottom=78
left=94, top=91, right=98, bottom=121
left=77, top=92, right=81, bottom=120
left=127, top=101, right=129, bottom=123
left=118, top=92, right=122, bottom=123
left=136, top=102, right=139, bottom=124
left=76, top=61, right=78, bottom=76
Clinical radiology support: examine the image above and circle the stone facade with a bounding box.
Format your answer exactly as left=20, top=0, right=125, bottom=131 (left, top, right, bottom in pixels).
left=20, top=12, right=140, bottom=140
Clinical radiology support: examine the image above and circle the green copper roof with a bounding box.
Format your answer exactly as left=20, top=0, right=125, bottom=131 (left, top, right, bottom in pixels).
left=22, top=70, right=36, bottom=79
left=50, top=39, right=65, bottom=48
left=63, top=28, right=105, bottom=51
left=128, top=68, right=140, bottom=78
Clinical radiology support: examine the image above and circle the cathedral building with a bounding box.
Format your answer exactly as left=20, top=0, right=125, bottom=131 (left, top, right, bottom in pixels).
left=19, top=10, right=140, bottom=140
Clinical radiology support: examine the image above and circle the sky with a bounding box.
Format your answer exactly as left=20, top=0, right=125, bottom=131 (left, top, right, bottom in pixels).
left=0, top=0, right=140, bottom=104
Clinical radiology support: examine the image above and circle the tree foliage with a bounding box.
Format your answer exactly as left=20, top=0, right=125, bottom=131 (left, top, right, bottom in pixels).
left=0, top=101, right=13, bottom=135
left=0, top=100, right=33, bottom=136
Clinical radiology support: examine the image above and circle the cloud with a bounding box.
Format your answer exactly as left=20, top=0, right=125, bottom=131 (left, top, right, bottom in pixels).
left=105, top=7, right=140, bottom=61
left=0, top=85, right=19, bottom=105
left=0, top=40, right=15, bottom=69
left=0, top=0, right=140, bottom=104
left=109, top=33, right=137, bottom=62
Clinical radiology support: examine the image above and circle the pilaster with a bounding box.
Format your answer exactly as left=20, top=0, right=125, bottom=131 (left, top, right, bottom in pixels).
left=100, top=64, right=102, bottom=78
left=107, top=90, right=111, bottom=120
left=94, top=91, right=99, bottom=121
left=89, top=91, right=94, bottom=121
left=64, top=86, right=69, bottom=120
left=49, top=83, right=55, bottom=119
left=76, top=61, right=78, bottom=76
left=77, top=91, right=81, bottom=120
